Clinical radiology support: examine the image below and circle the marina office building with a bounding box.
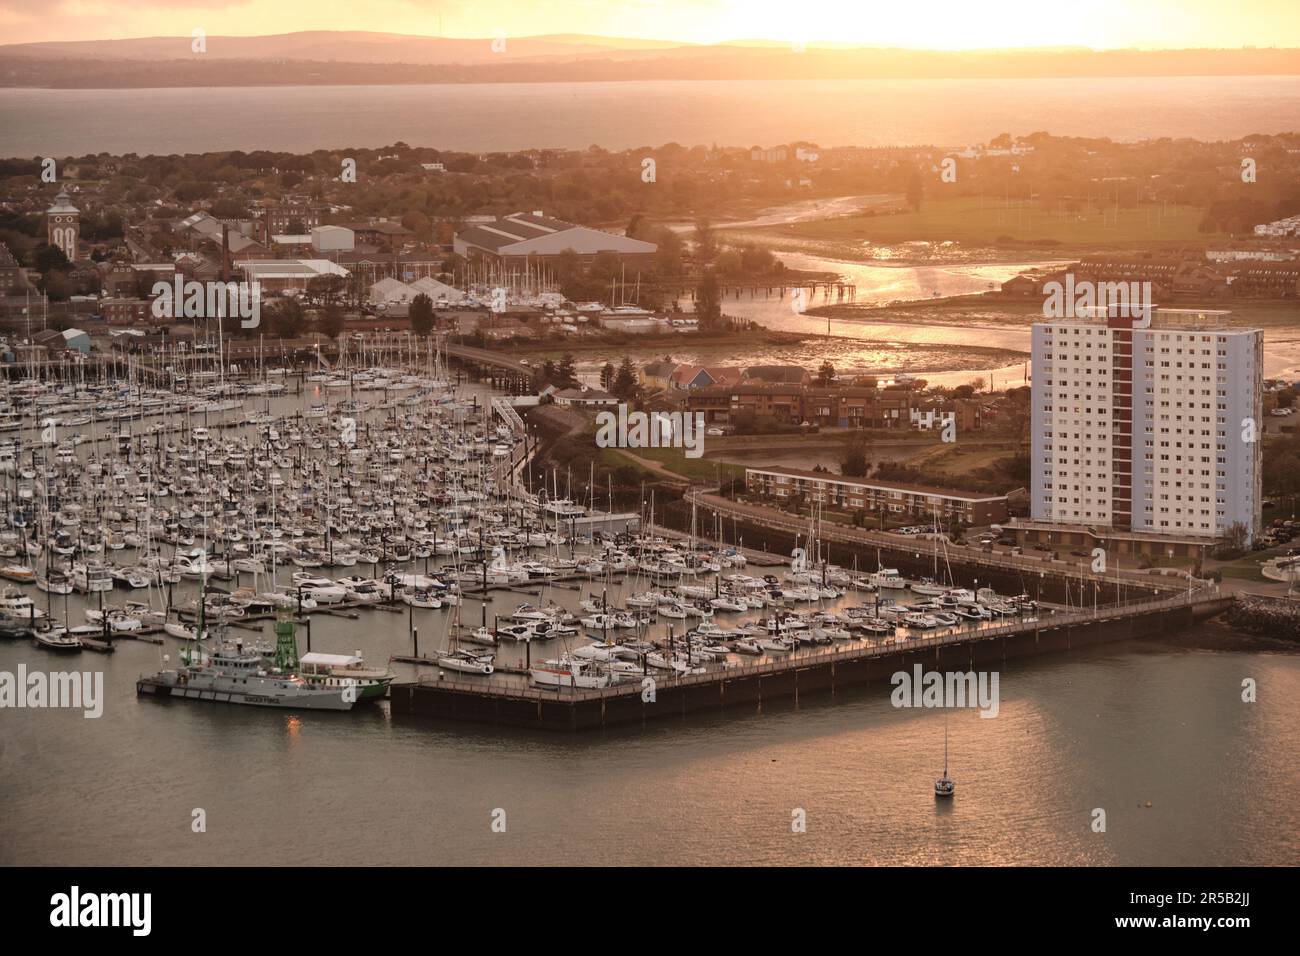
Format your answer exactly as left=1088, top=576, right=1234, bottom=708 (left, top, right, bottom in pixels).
left=1025, top=308, right=1262, bottom=557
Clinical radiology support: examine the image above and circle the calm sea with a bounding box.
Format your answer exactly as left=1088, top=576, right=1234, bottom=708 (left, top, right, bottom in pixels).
left=2, top=75, right=1300, bottom=156
left=2, top=618, right=1297, bottom=866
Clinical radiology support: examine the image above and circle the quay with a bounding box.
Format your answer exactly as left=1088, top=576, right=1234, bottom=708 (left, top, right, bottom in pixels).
left=389, top=590, right=1233, bottom=731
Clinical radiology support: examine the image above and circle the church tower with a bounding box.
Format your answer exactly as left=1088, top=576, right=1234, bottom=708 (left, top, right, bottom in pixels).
left=46, top=188, right=80, bottom=262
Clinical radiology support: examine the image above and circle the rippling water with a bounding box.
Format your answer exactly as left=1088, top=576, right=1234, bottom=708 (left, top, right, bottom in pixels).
left=4, top=76, right=1300, bottom=155
left=3, top=620, right=1296, bottom=865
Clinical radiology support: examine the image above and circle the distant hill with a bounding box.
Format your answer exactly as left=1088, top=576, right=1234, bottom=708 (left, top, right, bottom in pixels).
left=0, top=31, right=696, bottom=65
left=1, top=32, right=1298, bottom=87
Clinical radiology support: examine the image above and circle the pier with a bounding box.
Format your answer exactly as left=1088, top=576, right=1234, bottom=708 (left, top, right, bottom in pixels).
left=390, top=589, right=1233, bottom=731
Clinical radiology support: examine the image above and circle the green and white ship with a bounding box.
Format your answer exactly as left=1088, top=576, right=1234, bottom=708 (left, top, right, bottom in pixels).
left=297, top=651, right=394, bottom=700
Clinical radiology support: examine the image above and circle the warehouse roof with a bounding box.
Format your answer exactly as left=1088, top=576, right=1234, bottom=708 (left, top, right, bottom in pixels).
left=457, top=212, right=656, bottom=256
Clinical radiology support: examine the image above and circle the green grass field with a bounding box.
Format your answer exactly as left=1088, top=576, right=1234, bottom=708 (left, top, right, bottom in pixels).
left=771, top=197, right=1219, bottom=248
left=602, top=446, right=747, bottom=484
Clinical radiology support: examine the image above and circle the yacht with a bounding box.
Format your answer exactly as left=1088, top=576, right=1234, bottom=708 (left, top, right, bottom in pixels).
left=437, top=649, right=495, bottom=675
left=530, top=657, right=611, bottom=688
left=34, top=628, right=83, bottom=652
left=871, top=568, right=908, bottom=590
left=0, top=590, right=44, bottom=621
left=72, top=562, right=113, bottom=593
left=0, top=563, right=35, bottom=583
left=935, top=722, right=955, bottom=798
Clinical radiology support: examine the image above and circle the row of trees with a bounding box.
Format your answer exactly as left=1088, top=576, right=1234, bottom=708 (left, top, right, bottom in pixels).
left=598, top=357, right=640, bottom=400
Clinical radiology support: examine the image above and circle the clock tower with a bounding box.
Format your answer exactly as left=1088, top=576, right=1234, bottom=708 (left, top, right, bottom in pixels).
left=46, top=188, right=80, bottom=262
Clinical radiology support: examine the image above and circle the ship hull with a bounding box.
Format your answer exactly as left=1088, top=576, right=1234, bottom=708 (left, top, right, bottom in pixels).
left=136, top=677, right=355, bottom=710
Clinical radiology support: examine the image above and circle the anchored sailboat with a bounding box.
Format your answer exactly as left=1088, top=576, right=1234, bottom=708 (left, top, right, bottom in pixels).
left=935, top=717, right=955, bottom=798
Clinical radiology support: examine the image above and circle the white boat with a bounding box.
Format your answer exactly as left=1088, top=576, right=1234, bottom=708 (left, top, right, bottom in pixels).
left=709, top=596, right=747, bottom=612
left=112, top=566, right=152, bottom=589
left=495, top=623, right=537, bottom=642
left=401, top=588, right=442, bottom=609
left=164, top=621, right=207, bottom=641
left=645, top=651, right=694, bottom=674
left=460, top=626, right=498, bottom=647
left=36, top=570, right=74, bottom=595
left=72, top=563, right=114, bottom=593
left=530, top=657, right=610, bottom=688
left=34, top=628, right=82, bottom=652
left=910, top=578, right=947, bottom=596
left=0, top=563, right=35, bottom=583
left=872, top=568, right=908, bottom=590
left=0, top=591, right=45, bottom=620
left=438, top=649, right=495, bottom=675
left=290, top=574, right=349, bottom=604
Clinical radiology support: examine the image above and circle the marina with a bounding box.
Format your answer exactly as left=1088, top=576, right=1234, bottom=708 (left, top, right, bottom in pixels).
left=390, top=590, right=1231, bottom=730
left=0, top=338, right=1231, bottom=735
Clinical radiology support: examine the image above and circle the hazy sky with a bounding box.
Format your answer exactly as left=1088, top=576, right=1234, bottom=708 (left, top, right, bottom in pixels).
left=2, top=0, right=1298, bottom=49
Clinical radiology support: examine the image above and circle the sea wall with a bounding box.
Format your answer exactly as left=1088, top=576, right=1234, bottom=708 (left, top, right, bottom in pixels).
left=1225, top=594, right=1300, bottom=643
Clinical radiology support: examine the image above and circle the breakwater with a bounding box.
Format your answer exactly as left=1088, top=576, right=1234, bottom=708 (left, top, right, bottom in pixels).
left=390, top=592, right=1233, bottom=732
left=1225, top=593, right=1300, bottom=643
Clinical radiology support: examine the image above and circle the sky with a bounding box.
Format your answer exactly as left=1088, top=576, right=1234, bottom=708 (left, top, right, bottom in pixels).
left=1, top=0, right=1298, bottom=49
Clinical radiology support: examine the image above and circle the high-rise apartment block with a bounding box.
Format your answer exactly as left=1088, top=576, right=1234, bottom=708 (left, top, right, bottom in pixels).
left=1030, top=309, right=1262, bottom=545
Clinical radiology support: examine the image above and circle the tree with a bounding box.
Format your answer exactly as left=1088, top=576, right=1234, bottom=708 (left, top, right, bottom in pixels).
left=693, top=218, right=717, bottom=264
left=695, top=269, right=722, bottom=331
left=267, top=296, right=302, bottom=337
left=318, top=304, right=345, bottom=339
left=33, top=243, right=70, bottom=275
left=906, top=166, right=924, bottom=212
left=612, top=356, right=638, bottom=401
left=599, top=362, right=616, bottom=390
left=840, top=435, right=869, bottom=477
left=307, top=273, right=345, bottom=306
left=409, top=293, right=435, bottom=337
left=817, top=360, right=836, bottom=386
left=1212, top=521, right=1250, bottom=560
left=556, top=353, right=578, bottom=388
left=653, top=228, right=683, bottom=276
